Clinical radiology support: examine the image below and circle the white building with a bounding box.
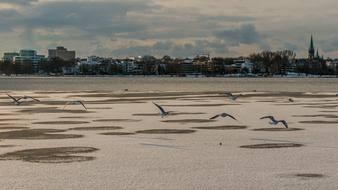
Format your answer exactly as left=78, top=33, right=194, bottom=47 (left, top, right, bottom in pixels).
left=78, top=56, right=103, bottom=65
left=233, top=59, right=254, bottom=73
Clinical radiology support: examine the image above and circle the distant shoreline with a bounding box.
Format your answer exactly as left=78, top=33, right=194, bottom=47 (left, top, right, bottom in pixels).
left=0, top=74, right=337, bottom=79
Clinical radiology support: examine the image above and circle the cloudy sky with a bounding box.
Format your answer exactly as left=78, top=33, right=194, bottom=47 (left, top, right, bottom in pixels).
left=0, top=0, right=338, bottom=58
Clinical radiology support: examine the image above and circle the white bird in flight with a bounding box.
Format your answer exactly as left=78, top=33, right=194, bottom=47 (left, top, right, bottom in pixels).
left=260, top=116, right=288, bottom=128
left=7, top=94, right=40, bottom=105
left=63, top=101, right=87, bottom=110
left=153, top=102, right=171, bottom=117
left=210, top=112, right=237, bottom=120
left=224, top=92, right=241, bottom=101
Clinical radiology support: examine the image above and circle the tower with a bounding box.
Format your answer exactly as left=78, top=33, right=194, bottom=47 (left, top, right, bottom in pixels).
left=316, top=49, right=320, bottom=59
left=308, top=35, right=315, bottom=60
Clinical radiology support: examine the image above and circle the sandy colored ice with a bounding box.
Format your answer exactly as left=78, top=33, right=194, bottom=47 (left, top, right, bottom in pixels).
left=0, top=91, right=337, bottom=190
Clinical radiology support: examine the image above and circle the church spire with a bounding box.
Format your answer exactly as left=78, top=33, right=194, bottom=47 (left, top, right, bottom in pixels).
left=309, top=35, right=315, bottom=60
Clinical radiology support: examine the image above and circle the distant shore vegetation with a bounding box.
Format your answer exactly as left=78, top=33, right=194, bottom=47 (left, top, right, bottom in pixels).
left=1, top=50, right=337, bottom=77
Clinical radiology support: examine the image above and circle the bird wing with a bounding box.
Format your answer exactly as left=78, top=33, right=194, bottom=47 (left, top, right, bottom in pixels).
left=226, top=113, right=237, bottom=121
left=280, top=120, right=288, bottom=128
left=79, top=101, right=87, bottom=110
left=63, top=101, right=71, bottom=109
left=260, top=116, right=274, bottom=120
left=7, top=94, right=20, bottom=104
left=29, top=96, right=40, bottom=102
left=210, top=114, right=220, bottom=120
left=7, top=94, right=18, bottom=103
left=224, top=92, right=233, bottom=97
left=153, top=102, right=166, bottom=114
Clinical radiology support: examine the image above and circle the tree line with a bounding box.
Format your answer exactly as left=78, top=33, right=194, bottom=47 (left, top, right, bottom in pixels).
left=0, top=51, right=337, bottom=76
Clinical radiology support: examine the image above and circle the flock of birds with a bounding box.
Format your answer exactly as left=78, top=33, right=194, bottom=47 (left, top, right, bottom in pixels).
left=153, top=92, right=289, bottom=128
left=6, top=94, right=87, bottom=110
left=6, top=92, right=288, bottom=128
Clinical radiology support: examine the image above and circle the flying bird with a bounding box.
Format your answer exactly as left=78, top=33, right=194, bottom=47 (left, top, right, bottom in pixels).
left=7, top=94, right=40, bottom=105
left=63, top=101, right=87, bottom=110
left=288, top=98, right=294, bottom=102
left=153, top=102, right=171, bottom=117
left=260, top=116, right=288, bottom=128
left=210, top=112, right=237, bottom=120
left=224, top=92, right=241, bottom=101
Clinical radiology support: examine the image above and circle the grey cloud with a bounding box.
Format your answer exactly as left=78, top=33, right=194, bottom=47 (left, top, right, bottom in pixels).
left=283, top=42, right=300, bottom=52
left=213, top=24, right=270, bottom=50
left=0, top=0, right=37, bottom=5
left=32, top=1, right=153, bottom=36
left=0, top=9, right=19, bottom=32
left=0, top=1, right=155, bottom=36
left=213, top=24, right=262, bottom=44
left=321, top=39, right=338, bottom=52
left=111, top=40, right=228, bottom=58
left=199, top=15, right=255, bottom=23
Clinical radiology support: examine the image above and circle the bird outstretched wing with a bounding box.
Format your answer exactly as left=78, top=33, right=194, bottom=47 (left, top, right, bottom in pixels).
left=79, top=101, right=87, bottom=110
left=63, top=101, right=71, bottom=110
left=29, top=96, right=40, bottom=102
left=210, top=114, right=220, bottom=120
left=7, top=94, right=19, bottom=104
left=226, top=113, right=237, bottom=121
left=260, top=116, right=274, bottom=120
left=280, top=120, right=288, bottom=128
left=224, top=92, right=233, bottom=97
left=153, top=102, right=166, bottom=114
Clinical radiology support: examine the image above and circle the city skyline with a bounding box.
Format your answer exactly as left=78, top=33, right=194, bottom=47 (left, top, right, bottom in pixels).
left=0, top=0, right=338, bottom=58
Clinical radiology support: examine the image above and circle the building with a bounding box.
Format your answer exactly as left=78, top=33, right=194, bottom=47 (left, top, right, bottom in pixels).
left=309, top=35, right=315, bottom=60
left=48, top=46, right=75, bottom=61
left=308, top=35, right=323, bottom=61
left=78, top=56, right=104, bottom=65
left=14, top=50, right=45, bottom=73
left=3, top=52, right=19, bottom=62
left=307, top=35, right=325, bottom=74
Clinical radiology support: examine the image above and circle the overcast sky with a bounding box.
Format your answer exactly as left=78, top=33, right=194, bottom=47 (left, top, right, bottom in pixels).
left=0, top=0, right=337, bottom=58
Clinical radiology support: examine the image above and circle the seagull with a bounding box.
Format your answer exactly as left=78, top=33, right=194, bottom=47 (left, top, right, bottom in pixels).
left=224, top=92, right=241, bottom=101
left=153, top=102, right=171, bottom=117
left=210, top=112, right=237, bottom=120
left=7, top=94, right=21, bottom=105
left=63, top=101, right=87, bottom=110
left=260, top=116, right=288, bottom=128
left=7, top=94, right=40, bottom=105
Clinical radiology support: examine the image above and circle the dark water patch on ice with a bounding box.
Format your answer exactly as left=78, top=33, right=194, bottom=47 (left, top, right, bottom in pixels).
left=136, top=129, right=196, bottom=134
left=0, top=147, right=98, bottom=163
left=0, top=129, right=83, bottom=140
left=192, top=125, right=247, bottom=130
left=240, top=143, right=304, bottom=149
